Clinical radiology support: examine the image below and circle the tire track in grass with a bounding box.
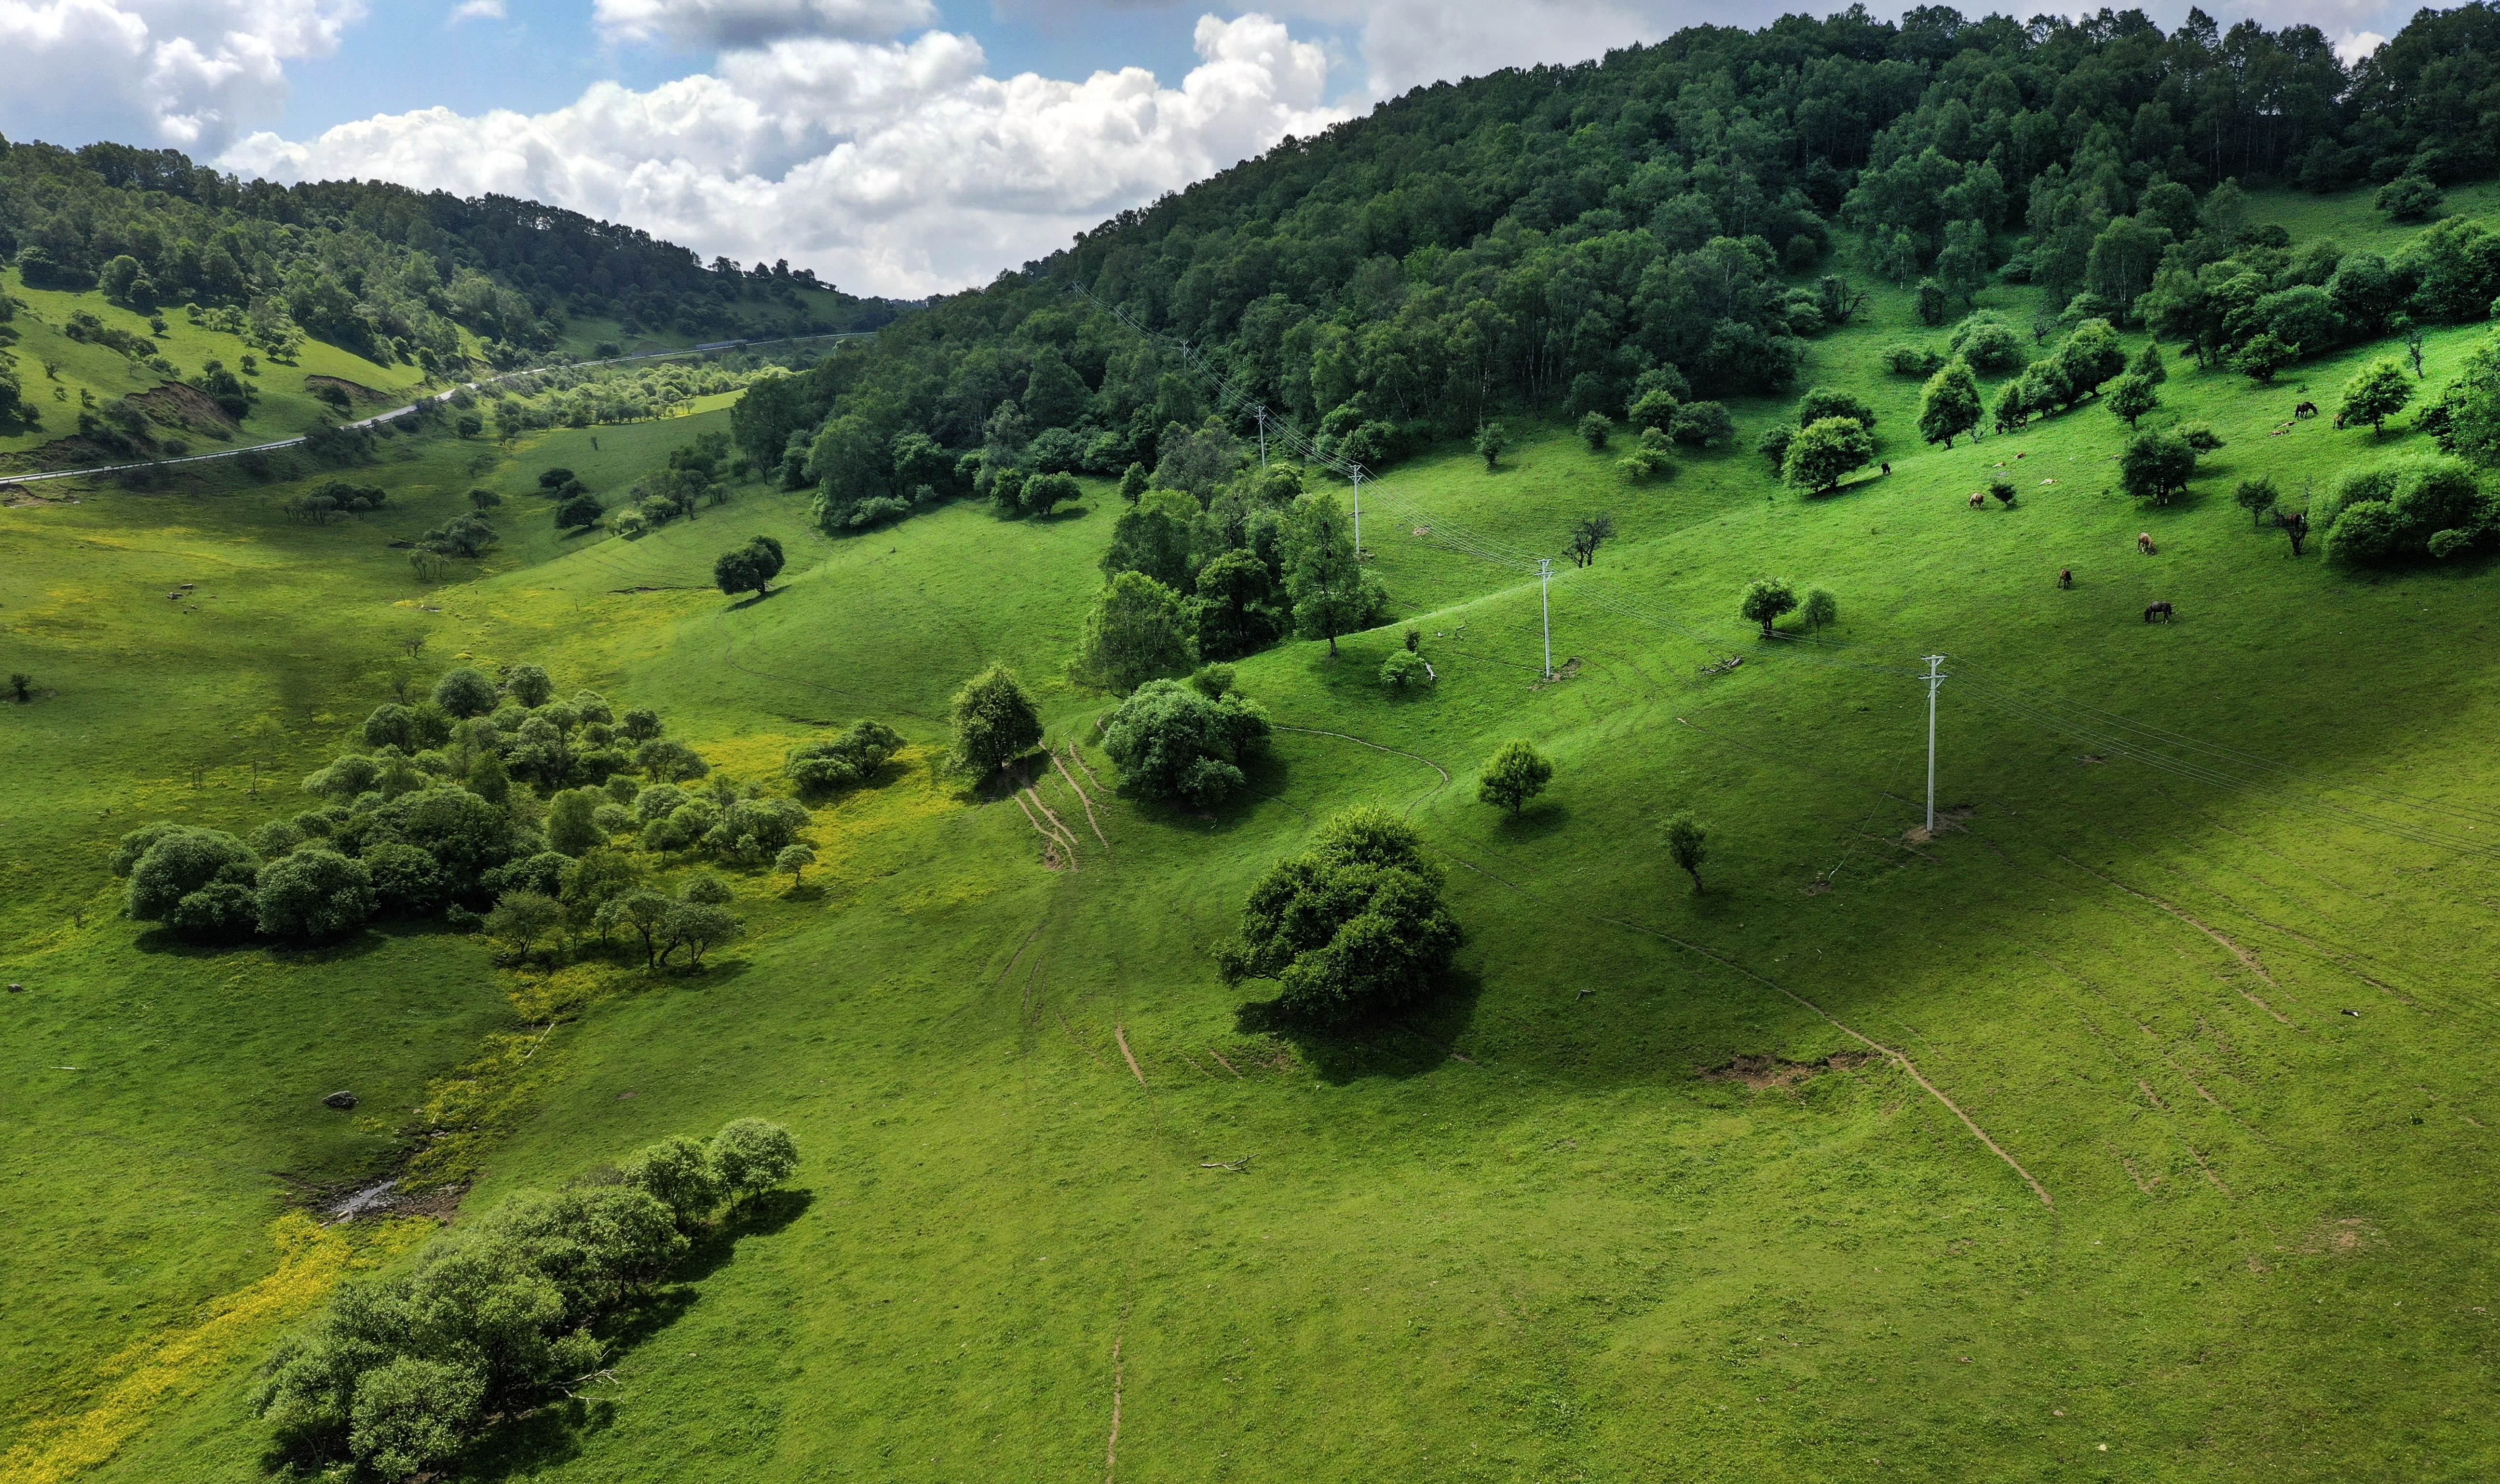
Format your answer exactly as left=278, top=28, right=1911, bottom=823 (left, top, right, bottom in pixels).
left=1012, top=790, right=1074, bottom=871
left=1054, top=748, right=1112, bottom=851
left=2050, top=853, right=2298, bottom=1027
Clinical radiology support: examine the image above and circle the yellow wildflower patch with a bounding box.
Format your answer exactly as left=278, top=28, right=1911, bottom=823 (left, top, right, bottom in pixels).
left=0, top=1214, right=424, bottom=1484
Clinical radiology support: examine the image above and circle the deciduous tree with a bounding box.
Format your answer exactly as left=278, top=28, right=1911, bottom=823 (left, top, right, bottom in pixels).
left=1476, top=739, right=1554, bottom=815
left=949, top=664, right=1044, bottom=778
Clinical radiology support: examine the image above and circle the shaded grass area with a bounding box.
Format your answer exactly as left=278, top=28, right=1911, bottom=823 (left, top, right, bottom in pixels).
left=6, top=185, right=2500, bottom=1482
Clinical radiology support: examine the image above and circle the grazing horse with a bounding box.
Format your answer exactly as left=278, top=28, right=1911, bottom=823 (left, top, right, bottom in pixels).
left=1970, top=490, right=1987, bottom=508
left=2144, top=600, right=2175, bottom=623
left=2295, top=400, right=2319, bottom=419
left=2058, top=568, right=2073, bottom=588
left=2137, top=531, right=2158, bottom=555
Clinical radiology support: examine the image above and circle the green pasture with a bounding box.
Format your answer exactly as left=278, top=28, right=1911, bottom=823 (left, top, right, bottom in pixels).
left=3, top=186, right=2499, bottom=1482
left=0, top=269, right=447, bottom=462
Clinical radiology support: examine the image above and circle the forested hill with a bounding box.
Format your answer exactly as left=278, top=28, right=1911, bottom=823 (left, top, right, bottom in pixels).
left=0, top=137, right=899, bottom=370
left=736, top=2, right=2500, bottom=532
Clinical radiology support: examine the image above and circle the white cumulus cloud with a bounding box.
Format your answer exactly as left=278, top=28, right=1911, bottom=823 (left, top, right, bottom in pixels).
left=2334, top=28, right=2386, bottom=66
left=0, top=0, right=362, bottom=152
left=448, top=0, right=504, bottom=22
left=594, top=0, right=938, bottom=49
left=222, top=13, right=1346, bottom=297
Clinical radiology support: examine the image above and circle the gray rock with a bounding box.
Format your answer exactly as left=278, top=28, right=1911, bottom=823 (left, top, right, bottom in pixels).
left=322, top=1091, right=359, bottom=1110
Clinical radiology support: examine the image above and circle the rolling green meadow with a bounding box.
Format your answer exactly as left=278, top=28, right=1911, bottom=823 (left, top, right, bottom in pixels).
left=6, top=185, right=2500, bottom=1483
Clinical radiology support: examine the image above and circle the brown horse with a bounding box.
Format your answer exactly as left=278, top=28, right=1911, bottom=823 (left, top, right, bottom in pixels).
left=1970, top=490, right=1987, bottom=508
left=2138, top=531, right=2158, bottom=554
left=2058, top=568, right=2073, bottom=588
left=2144, top=600, right=2175, bottom=623
left=2295, top=401, right=2319, bottom=418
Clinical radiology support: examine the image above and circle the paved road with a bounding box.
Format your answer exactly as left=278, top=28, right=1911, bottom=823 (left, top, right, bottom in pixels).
left=0, top=330, right=872, bottom=487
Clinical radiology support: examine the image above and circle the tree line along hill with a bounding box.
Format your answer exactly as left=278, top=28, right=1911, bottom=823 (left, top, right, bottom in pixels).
left=726, top=2, right=2500, bottom=535
left=0, top=133, right=901, bottom=389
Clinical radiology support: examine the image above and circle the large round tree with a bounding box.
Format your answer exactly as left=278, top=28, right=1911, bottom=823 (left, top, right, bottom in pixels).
left=1214, top=807, right=1463, bottom=1024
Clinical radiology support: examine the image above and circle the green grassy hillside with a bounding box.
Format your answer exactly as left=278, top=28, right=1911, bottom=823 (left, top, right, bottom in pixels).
left=5, top=185, right=2500, bottom=1484
left=0, top=267, right=443, bottom=462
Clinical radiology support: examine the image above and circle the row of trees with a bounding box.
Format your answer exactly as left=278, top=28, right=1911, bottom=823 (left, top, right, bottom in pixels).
left=255, top=1119, right=799, bottom=1479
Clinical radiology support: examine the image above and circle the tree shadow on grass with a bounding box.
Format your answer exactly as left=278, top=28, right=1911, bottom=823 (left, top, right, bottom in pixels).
left=459, top=1190, right=815, bottom=1482
left=1494, top=801, right=1572, bottom=844
left=129, top=924, right=396, bottom=962
left=728, top=584, right=790, bottom=611
left=1232, top=964, right=1484, bottom=1086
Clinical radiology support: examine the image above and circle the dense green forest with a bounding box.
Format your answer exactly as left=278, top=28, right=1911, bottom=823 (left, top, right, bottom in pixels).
left=735, top=1, right=2500, bottom=537
left=0, top=136, right=898, bottom=376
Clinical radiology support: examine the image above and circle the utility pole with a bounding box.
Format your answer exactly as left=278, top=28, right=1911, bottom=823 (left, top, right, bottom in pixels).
left=1350, top=470, right=1363, bottom=557
left=1922, top=654, right=1947, bottom=836
left=1254, top=406, right=1268, bottom=467
left=1539, top=559, right=1554, bottom=678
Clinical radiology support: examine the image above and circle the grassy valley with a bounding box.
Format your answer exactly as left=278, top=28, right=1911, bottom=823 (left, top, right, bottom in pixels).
left=3, top=173, right=2498, bottom=1480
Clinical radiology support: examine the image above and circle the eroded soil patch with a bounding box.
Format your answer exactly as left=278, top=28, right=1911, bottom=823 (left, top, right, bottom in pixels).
left=1699, top=1050, right=1876, bottom=1088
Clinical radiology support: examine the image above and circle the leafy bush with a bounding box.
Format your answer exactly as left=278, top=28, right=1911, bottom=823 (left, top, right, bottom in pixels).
left=254, top=849, right=376, bottom=939
left=1615, top=426, right=1676, bottom=481
left=1380, top=649, right=1431, bottom=688
left=2323, top=456, right=2495, bottom=563
left=1214, top=807, right=1463, bottom=1024
left=257, top=1121, right=799, bottom=1477
left=1947, top=311, right=2025, bottom=373
left=1101, top=677, right=1271, bottom=808
left=1668, top=400, right=1734, bottom=446
left=126, top=827, right=258, bottom=921
left=783, top=720, right=904, bottom=795
left=1883, top=344, right=1945, bottom=376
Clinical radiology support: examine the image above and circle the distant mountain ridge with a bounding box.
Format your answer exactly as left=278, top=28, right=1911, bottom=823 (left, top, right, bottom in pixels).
left=0, top=135, right=900, bottom=373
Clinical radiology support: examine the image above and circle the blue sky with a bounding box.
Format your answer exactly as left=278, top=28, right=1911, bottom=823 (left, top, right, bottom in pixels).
left=278, top=1, right=1231, bottom=138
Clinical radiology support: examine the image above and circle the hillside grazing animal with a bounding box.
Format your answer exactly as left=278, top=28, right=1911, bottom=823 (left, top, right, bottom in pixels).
left=1880, top=462, right=1891, bottom=475
left=2144, top=600, right=2175, bottom=623
left=2295, top=400, right=2319, bottom=419
left=2058, top=568, right=2073, bottom=588
left=1970, top=490, right=1987, bottom=508
left=2137, top=531, right=2157, bottom=555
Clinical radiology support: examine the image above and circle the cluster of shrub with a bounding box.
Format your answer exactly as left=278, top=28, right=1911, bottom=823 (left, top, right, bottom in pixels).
left=1567, top=364, right=1737, bottom=481
left=603, top=434, right=745, bottom=539
left=109, top=662, right=824, bottom=953
left=255, top=1118, right=799, bottom=1481
left=1075, top=441, right=1385, bottom=702
left=1101, top=665, right=1271, bottom=809
left=1742, top=383, right=1889, bottom=495
left=487, top=358, right=780, bottom=436
left=2309, top=457, right=2497, bottom=564
left=287, top=479, right=389, bottom=525
left=2129, top=198, right=2500, bottom=382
